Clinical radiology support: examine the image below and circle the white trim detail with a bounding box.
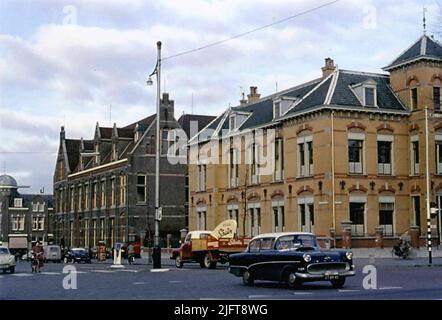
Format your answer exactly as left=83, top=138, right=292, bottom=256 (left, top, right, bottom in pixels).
left=349, top=195, right=367, bottom=203
left=348, top=132, right=366, bottom=140
left=324, top=70, right=340, bottom=105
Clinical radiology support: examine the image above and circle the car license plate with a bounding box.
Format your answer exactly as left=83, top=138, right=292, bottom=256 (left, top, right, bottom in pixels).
left=324, top=272, right=339, bottom=280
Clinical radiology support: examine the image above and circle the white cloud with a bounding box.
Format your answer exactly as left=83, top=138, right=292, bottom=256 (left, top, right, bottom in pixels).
left=0, top=0, right=437, bottom=193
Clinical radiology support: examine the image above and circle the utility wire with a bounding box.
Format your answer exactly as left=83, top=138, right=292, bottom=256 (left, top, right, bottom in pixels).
left=163, top=0, right=340, bottom=61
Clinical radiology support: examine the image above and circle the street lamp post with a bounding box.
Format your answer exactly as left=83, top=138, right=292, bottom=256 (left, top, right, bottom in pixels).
left=147, top=41, right=162, bottom=269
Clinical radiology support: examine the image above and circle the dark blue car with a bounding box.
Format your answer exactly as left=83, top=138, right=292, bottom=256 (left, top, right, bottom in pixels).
left=64, top=248, right=91, bottom=264
left=228, top=232, right=355, bottom=289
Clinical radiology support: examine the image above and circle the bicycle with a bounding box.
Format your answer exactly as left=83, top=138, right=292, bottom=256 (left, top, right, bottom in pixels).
left=392, top=240, right=411, bottom=259
left=31, top=252, right=43, bottom=273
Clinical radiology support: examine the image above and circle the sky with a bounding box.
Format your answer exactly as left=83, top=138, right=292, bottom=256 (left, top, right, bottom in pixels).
left=0, top=0, right=441, bottom=194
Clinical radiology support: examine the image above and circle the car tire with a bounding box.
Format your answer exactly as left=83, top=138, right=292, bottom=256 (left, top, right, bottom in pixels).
left=175, top=256, right=184, bottom=268
left=287, top=272, right=301, bottom=289
left=203, top=254, right=216, bottom=269
left=9, top=266, right=15, bottom=274
left=331, top=277, right=346, bottom=289
left=242, top=270, right=254, bottom=286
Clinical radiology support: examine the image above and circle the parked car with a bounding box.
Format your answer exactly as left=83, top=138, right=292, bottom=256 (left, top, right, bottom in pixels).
left=0, top=247, right=16, bottom=274
left=64, top=248, right=91, bottom=264
left=228, top=232, right=355, bottom=289
left=44, top=245, right=62, bottom=263
left=171, top=220, right=250, bottom=269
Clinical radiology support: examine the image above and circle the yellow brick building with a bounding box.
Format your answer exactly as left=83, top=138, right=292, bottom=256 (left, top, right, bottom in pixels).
left=188, top=34, right=442, bottom=247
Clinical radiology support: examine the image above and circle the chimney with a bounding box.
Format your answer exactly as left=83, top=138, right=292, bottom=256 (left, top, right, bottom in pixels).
left=247, top=86, right=261, bottom=103
left=239, top=92, right=248, bottom=106
left=322, top=57, right=336, bottom=78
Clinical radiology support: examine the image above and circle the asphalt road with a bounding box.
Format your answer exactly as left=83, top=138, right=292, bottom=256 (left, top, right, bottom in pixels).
left=1, top=257, right=442, bottom=300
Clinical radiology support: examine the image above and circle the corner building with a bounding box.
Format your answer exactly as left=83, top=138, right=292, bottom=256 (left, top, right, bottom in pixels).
left=188, top=34, right=442, bottom=247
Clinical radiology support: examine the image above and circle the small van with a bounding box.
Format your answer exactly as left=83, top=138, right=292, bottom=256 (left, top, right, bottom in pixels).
left=44, top=245, right=62, bottom=263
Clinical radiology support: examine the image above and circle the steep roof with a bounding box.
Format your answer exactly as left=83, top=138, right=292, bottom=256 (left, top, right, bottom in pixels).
left=64, top=139, right=81, bottom=172
left=124, top=114, right=156, bottom=130
left=384, top=35, right=442, bottom=70
left=191, top=68, right=407, bottom=143
left=99, top=127, right=113, bottom=139
left=178, top=114, right=216, bottom=139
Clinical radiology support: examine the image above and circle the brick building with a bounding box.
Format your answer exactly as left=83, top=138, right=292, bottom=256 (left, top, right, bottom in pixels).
left=188, top=34, right=442, bottom=247
left=0, top=174, right=54, bottom=253
left=53, top=93, right=214, bottom=249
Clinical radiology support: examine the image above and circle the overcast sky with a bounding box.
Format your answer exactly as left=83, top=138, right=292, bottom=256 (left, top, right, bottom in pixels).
left=0, top=0, right=440, bottom=193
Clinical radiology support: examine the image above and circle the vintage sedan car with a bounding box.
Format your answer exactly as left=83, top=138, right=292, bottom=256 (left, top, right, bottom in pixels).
left=229, top=232, right=355, bottom=289
left=0, top=247, right=16, bottom=274
left=64, top=248, right=91, bottom=264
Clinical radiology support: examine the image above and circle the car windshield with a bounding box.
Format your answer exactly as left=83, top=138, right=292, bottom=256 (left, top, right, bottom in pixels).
left=275, top=235, right=318, bottom=251
left=73, top=249, right=86, bottom=254
left=0, top=248, right=9, bottom=255
left=49, top=247, right=59, bottom=252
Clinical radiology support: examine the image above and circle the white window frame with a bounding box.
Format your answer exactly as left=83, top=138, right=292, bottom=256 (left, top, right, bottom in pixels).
left=249, top=143, right=260, bottom=185
left=379, top=196, right=395, bottom=236
left=377, top=135, right=394, bottom=175
left=411, top=136, right=420, bottom=175
left=101, top=179, right=106, bottom=208
left=228, top=149, right=239, bottom=188
left=14, top=198, right=23, bottom=208
left=32, top=202, right=38, bottom=212
left=136, top=175, right=147, bottom=204
left=274, top=138, right=284, bottom=181
left=363, top=85, right=377, bottom=107
left=298, top=196, right=315, bottom=233
left=297, top=136, right=313, bottom=177
left=197, top=164, right=207, bottom=192
left=349, top=195, right=367, bottom=237
left=196, top=206, right=207, bottom=230
left=348, top=132, right=365, bottom=175
left=272, top=199, right=285, bottom=233
left=247, top=202, right=261, bottom=237
left=227, top=204, right=239, bottom=231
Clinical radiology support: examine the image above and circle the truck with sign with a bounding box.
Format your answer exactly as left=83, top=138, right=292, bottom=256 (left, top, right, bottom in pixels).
left=170, top=220, right=250, bottom=269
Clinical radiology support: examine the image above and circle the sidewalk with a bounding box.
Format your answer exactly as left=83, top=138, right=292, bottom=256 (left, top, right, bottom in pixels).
left=349, top=247, right=442, bottom=259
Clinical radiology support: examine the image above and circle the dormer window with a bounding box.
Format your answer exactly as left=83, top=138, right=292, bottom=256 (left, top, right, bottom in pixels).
left=273, top=102, right=281, bottom=118
left=229, top=112, right=249, bottom=132
left=350, top=80, right=378, bottom=107
left=273, top=97, right=297, bottom=119
left=14, top=198, right=23, bottom=208
left=364, top=87, right=375, bottom=106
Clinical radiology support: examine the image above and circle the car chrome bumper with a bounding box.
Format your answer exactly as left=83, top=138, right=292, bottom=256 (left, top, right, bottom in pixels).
left=295, top=270, right=356, bottom=280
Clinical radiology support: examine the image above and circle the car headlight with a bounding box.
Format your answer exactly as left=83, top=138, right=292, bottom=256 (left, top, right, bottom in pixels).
left=303, top=254, right=312, bottom=263
left=345, top=251, right=353, bottom=260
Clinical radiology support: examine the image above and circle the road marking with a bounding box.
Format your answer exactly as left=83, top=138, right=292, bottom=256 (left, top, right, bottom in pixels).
left=71, top=271, right=87, bottom=274
left=133, top=282, right=149, bottom=285
left=11, top=273, right=33, bottom=277
left=0, top=275, right=4, bottom=279
left=169, top=280, right=182, bottom=283
left=40, top=272, right=60, bottom=275
left=293, top=292, right=314, bottom=295
left=338, top=289, right=360, bottom=293
left=248, top=295, right=272, bottom=299
left=117, top=269, right=139, bottom=273
left=91, top=270, right=114, bottom=273
left=379, top=286, right=403, bottom=290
